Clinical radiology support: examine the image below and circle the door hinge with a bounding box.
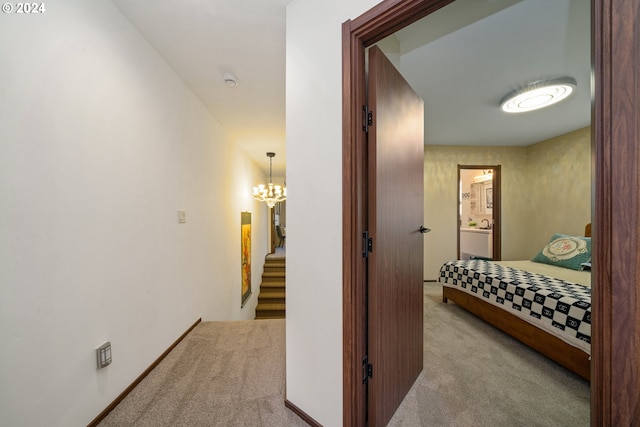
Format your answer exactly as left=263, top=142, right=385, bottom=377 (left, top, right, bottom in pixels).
left=363, top=106, right=373, bottom=133
left=362, top=231, right=373, bottom=258
left=362, top=356, right=373, bottom=384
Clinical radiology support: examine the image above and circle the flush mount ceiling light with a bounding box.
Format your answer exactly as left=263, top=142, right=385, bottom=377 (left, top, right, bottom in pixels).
left=500, top=77, right=577, bottom=113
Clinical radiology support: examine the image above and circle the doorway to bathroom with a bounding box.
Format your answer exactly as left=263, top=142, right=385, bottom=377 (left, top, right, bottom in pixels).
left=458, top=165, right=501, bottom=261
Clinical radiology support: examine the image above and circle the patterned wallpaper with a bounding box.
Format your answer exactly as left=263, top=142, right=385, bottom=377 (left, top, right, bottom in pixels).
left=525, top=127, right=592, bottom=250
left=423, top=126, right=591, bottom=279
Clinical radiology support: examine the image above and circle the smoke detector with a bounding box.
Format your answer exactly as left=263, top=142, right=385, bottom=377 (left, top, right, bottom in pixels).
left=223, top=73, right=238, bottom=88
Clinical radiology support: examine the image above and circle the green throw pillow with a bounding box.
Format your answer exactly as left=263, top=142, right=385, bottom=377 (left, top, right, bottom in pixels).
left=531, top=234, right=592, bottom=271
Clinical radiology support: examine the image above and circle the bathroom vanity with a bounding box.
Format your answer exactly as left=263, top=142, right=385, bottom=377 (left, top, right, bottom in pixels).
left=460, top=227, right=493, bottom=260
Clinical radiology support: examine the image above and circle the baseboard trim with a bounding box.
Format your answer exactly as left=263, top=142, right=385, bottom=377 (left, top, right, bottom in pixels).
left=87, top=318, right=202, bottom=427
left=285, top=399, right=323, bottom=427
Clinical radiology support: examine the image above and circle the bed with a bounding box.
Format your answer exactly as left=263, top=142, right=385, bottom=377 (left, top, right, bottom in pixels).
left=438, top=226, right=592, bottom=380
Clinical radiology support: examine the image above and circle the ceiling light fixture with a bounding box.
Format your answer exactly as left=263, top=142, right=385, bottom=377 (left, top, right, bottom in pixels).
left=223, top=73, right=238, bottom=88
left=500, top=77, right=577, bottom=113
left=253, top=152, right=286, bottom=208
left=473, top=169, right=493, bottom=183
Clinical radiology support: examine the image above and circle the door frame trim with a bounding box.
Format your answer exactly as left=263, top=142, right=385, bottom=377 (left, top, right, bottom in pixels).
left=342, top=2, right=455, bottom=425
left=343, top=0, right=640, bottom=425
left=457, top=165, right=501, bottom=261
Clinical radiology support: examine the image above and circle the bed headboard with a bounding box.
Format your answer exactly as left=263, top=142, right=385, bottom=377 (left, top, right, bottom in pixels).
left=585, top=223, right=592, bottom=237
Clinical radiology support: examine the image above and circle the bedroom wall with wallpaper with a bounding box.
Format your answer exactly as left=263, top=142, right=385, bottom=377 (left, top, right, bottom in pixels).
left=525, top=127, right=592, bottom=251
left=424, top=126, right=591, bottom=279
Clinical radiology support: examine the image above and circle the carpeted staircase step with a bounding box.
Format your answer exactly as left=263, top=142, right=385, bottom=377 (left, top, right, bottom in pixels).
left=255, top=256, right=286, bottom=320
left=264, top=261, right=285, bottom=268
left=255, top=302, right=286, bottom=319
left=262, top=272, right=285, bottom=282
left=258, top=291, right=285, bottom=305
left=260, top=279, right=286, bottom=288
left=255, top=313, right=285, bottom=320
left=263, top=264, right=285, bottom=269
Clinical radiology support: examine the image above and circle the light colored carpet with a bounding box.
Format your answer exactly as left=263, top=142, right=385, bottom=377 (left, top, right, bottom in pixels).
left=99, top=283, right=589, bottom=426
left=387, top=282, right=590, bottom=426
left=266, top=247, right=286, bottom=259
left=98, top=319, right=308, bottom=427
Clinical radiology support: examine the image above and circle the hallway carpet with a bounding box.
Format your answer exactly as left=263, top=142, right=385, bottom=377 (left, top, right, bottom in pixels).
left=98, top=320, right=307, bottom=427
left=99, top=283, right=589, bottom=426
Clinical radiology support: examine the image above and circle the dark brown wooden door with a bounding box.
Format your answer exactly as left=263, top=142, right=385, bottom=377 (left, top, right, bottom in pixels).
left=366, top=45, right=424, bottom=427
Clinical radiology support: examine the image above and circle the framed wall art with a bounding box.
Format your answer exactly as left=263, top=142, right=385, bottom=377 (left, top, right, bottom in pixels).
left=241, top=211, right=252, bottom=307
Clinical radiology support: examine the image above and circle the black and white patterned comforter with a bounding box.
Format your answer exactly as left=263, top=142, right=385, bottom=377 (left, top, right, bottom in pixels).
left=438, top=259, right=591, bottom=354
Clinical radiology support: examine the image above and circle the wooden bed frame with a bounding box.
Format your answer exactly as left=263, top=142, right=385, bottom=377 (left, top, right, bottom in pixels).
left=442, top=287, right=590, bottom=380
left=442, top=224, right=592, bottom=381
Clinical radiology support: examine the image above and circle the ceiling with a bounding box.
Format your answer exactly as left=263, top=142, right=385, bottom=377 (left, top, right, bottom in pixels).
left=111, top=0, right=290, bottom=176
left=388, top=0, right=591, bottom=147
left=112, top=0, right=591, bottom=175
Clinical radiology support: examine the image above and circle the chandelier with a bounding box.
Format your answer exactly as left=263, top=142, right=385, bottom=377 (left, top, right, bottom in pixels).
left=253, top=152, right=286, bottom=208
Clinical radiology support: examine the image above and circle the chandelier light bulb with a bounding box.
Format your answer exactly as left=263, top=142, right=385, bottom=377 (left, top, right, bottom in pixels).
left=253, top=152, right=286, bottom=208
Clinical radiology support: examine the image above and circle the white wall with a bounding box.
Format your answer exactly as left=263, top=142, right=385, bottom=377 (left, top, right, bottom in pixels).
left=0, top=1, right=268, bottom=425
left=286, top=0, right=379, bottom=425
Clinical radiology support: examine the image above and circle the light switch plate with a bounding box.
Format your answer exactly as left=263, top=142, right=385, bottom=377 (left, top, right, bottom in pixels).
left=96, top=342, right=112, bottom=369
left=178, top=210, right=186, bottom=223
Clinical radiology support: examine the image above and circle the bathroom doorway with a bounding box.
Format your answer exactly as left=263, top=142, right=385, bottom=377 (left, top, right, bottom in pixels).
left=458, top=165, right=501, bottom=261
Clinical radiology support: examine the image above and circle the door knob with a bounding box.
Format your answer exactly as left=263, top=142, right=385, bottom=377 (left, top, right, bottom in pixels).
left=419, top=226, right=431, bottom=234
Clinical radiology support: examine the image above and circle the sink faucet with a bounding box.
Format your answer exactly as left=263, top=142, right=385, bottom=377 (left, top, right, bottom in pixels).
left=481, top=219, right=490, bottom=229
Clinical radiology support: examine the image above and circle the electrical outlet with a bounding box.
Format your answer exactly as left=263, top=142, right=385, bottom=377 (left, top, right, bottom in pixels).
left=177, top=210, right=186, bottom=223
